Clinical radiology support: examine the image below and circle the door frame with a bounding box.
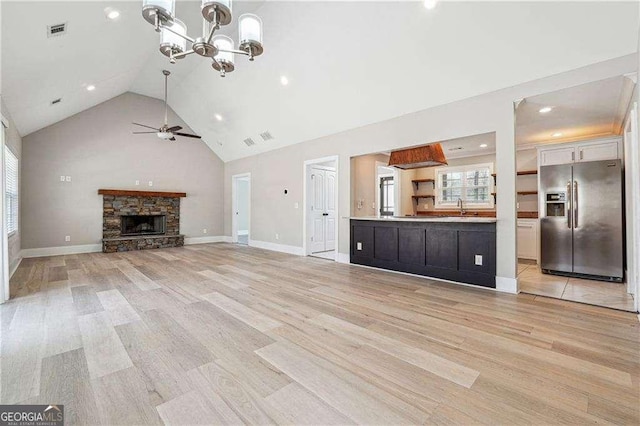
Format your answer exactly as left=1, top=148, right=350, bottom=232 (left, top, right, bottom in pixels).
left=303, top=155, right=339, bottom=259
left=231, top=173, right=251, bottom=244
left=623, top=101, right=639, bottom=311
left=374, top=161, right=399, bottom=217
left=1, top=117, right=8, bottom=303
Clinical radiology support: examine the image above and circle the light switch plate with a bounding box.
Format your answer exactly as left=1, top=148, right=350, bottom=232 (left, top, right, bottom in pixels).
left=475, top=255, right=483, bottom=266
left=148, top=181, right=153, bottom=187
left=60, top=176, right=65, bottom=182
left=65, top=176, right=71, bottom=182
left=294, top=202, right=299, bottom=209
left=203, top=229, right=207, bottom=234
left=135, top=180, right=140, bottom=186
left=65, top=236, right=71, bottom=242
left=357, top=242, right=363, bottom=251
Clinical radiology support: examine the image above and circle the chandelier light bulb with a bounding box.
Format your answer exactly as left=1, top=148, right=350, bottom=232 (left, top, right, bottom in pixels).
left=86, top=85, right=96, bottom=91
left=424, top=0, right=438, bottom=10
left=105, top=7, right=120, bottom=20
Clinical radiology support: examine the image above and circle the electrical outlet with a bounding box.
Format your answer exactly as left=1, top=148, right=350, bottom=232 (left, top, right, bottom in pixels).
left=517, top=202, right=520, bottom=209
left=475, top=255, right=483, bottom=266
left=275, top=233, right=279, bottom=240
left=60, top=176, right=65, bottom=182
left=294, top=202, right=299, bottom=209
left=65, top=236, right=71, bottom=242
left=65, top=176, right=71, bottom=182
left=148, top=181, right=153, bottom=187
left=135, top=180, right=140, bottom=186
left=203, top=229, right=207, bottom=234
left=357, top=242, right=363, bottom=251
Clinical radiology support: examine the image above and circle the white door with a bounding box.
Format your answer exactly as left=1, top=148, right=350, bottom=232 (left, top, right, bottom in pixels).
left=325, top=170, right=336, bottom=251
left=309, top=166, right=336, bottom=253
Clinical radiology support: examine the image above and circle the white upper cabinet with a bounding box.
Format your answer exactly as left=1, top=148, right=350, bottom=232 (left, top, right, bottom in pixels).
left=577, top=141, right=620, bottom=162
left=539, top=146, right=575, bottom=166
left=538, top=138, right=621, bottom=167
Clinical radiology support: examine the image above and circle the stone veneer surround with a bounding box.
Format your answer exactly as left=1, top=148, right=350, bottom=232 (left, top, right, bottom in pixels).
left=99, top=189, right=186, bottom=253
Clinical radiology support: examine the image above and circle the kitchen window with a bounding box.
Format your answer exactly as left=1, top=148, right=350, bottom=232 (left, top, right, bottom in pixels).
left=435, top=163, right=494, bottom=209
left=5, top=146, right=18, bottom=235
left=379, top=175, right=394, bottom=216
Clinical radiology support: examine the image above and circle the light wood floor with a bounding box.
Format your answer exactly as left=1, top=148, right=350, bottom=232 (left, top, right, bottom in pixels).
left=3, top=243, right=639, bottom=425
left=518, top=263, right=636, bottom=312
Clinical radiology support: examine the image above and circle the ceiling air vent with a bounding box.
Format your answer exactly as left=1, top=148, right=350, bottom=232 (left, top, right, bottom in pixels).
left=259, top=131, right=273, bottom=141
left=51, top=98, right=62, bottom=105
left=243, top=138, right=255, bottom=147
left=448, top=146, right=463, bottom=151
left=47, top=23, right=67, bottom=38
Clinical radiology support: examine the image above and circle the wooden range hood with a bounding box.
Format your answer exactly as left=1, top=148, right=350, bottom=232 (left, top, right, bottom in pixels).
left=388, top=143, right=448, bottom=169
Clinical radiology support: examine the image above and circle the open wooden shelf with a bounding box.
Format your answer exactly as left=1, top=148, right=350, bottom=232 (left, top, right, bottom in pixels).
left=412, top=195, right=436, bottom=200
left=411, top=178, right=435, bottom=190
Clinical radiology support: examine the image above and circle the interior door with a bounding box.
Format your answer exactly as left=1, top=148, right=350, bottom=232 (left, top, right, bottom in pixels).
left=325, top=170, right=336, bottom=251
left=572, top=160, right=623, bottom=279
left=309, top=168, right=327, bottom=253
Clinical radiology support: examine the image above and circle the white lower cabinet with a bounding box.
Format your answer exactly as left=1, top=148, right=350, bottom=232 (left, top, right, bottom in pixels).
left=517, top=219, right=538, bottom=262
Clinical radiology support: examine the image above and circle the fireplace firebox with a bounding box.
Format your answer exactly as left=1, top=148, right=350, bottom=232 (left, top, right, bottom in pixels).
left=121, top=215, right=166, bottom=236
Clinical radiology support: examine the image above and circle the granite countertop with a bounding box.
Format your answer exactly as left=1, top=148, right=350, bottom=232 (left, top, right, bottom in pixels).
left=348, top=216, right=497, bottom=223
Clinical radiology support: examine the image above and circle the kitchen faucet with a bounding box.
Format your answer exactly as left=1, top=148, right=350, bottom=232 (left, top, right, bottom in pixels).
left=457, top=198, right=466, bottom=216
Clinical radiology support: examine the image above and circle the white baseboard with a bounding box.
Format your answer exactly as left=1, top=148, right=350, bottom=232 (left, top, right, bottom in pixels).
left=184, top=236, right=231, bottom=245
left=496, top=276, right=519, bottom=294
left=21, top=244, right=102, bottom=258
left=248, top=239, right=304, bottom=256
left=9, top=257, right=22, bottom=278
left=336, top=252, right=350, bottom=264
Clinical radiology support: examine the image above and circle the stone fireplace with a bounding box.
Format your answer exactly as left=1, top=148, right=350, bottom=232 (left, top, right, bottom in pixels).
left=99, top=189, right=186, bottom=253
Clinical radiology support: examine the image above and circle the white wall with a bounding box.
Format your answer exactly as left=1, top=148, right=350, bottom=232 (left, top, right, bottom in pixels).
left=1, top=98, right=22, bottom=275
left=21, top=92, right=225, bottom=250
left=224, top=54, right=637, bottom=291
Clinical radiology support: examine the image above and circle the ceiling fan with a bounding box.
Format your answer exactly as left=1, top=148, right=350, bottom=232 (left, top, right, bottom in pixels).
left=132, top=70, right=201, bottom=141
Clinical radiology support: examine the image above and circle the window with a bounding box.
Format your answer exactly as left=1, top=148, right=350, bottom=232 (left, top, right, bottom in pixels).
left=435, top=163, right=494, bottom=209
left=5, top=146, right=18, bottom=235
left=379, top=176, right=394, bottom=216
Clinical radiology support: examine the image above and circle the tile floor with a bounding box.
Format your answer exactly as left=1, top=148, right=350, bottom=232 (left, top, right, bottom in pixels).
left=518, top=262, right=636, bottom=312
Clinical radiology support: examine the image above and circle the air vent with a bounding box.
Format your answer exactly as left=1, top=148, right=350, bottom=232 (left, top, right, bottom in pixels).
left=51, top=98, right=62, bottom=105
left=259, top=131, right=273, bottom=141
left=448, top=146, right=463, bottom=151
left=243, top=138, right=255, bottom=147
left=47, top=23, right=67, bottom=38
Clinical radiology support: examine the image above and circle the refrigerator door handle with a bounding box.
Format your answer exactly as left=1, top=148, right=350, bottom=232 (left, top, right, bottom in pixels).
left=566, top=181, right=572, bottom=228
left=573, top=180, right=578, bottom=228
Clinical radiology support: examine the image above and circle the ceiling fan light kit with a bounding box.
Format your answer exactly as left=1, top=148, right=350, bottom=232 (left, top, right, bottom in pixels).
left=142, top=0, right=263, bottom=77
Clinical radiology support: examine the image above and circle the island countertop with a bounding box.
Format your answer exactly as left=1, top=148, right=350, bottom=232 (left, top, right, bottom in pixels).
left=348, top=216, right=497, bottom=223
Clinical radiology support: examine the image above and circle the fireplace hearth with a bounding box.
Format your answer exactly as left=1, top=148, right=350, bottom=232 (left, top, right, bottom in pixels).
left=99, top=189, right=186, bottom=252
left=121, top=215, right=166, bottom=236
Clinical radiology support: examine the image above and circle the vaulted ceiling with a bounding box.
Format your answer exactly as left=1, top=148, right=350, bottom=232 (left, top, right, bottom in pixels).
left=2, top=1, right=638, bottom=162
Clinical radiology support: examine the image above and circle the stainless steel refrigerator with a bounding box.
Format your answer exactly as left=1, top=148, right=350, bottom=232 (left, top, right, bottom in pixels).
left=540, top=159, right=623, bottom=282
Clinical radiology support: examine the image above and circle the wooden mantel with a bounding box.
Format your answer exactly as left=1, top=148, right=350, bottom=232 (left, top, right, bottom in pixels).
left=98, top=189, right=187, bottom=198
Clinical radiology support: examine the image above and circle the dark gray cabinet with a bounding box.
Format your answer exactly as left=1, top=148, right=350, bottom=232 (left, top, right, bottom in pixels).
left=350, top=219, right=496, bottom=288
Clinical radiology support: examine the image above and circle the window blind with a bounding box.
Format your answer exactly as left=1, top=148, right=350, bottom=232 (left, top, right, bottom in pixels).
left=5, top=146, right=18, bottom=235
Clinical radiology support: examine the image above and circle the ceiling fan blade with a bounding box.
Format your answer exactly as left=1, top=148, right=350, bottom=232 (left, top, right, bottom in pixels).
left=167, top=125, right=183, bottom=132
left=132, top=122, right=159, bottom=131
left=175, top=132, right=202, bottom=139
left=133, top=131, right=158, bottom=134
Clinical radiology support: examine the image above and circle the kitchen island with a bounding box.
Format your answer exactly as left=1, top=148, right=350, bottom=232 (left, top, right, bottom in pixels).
left=350, top=216, right=497, bottom=288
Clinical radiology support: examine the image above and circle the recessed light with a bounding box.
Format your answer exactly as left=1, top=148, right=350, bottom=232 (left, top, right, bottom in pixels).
left=552, top=132, right=563, bottom=137
left=86, top=85, right=96, bottom=91
left=539, top=106, right=553, bottom=114
left=105, top=7, right=120, bottom=20
left=214, top=113, right=223, bottom=121
left=424, top=0, right=438, bottom=10
left=479, top=144, right=488, bottom=148
left=280, top=76, right=289, bottom=86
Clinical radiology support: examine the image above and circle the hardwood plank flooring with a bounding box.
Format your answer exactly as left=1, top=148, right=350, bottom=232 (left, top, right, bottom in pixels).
left=3, top=243, right=639, bottom=425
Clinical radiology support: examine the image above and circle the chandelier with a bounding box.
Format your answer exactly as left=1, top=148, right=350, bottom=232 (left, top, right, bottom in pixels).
left=142, top=0, right=264, bottom=77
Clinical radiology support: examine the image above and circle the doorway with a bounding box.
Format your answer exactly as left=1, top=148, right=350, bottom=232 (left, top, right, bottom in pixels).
left=304, top=156, right=338, bottom=261
left=232, top=173, right=250, bottom=245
